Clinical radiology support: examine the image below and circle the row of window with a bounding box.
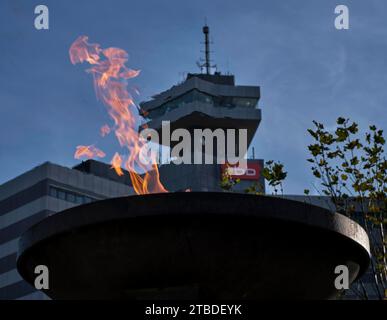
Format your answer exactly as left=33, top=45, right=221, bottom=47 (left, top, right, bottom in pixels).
left=147, top=89, right=258, bottom=118
left=49, top=186, right=97, bottom=204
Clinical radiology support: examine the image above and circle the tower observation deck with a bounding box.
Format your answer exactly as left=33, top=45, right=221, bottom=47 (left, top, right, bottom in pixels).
left=140, top=26, right=264, bottom=192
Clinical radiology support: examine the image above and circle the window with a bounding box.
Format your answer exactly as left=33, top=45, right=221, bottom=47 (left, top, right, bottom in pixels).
left=148, top=89, right=258, bottom=118
left=57, top=190, right=66, bottom=200
left=232, top=97, right=258, bottom=108
left=83, top=197, right=92, bottom=204
left=49, top=186, right=57, bottom=198
left=75, top=195, right=84, bottom=204
left=66, top=192, right=75, bottom=203
left=48, top=186, right=97, bottom=205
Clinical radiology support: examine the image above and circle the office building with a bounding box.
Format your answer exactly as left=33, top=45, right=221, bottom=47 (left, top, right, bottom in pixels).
left=0, top=161, right=133, bottom=299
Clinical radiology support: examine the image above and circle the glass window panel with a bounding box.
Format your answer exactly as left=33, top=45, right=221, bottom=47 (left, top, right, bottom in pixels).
left=148, top=90, right=258, bottom=117
left=66, top=192, right=75, bottom=203
left=83, top=197, right=92, bottom=204
left=75, top=195, right=84, bottom=204
left=57, top=190, right=66, bottom=200
left=49, top=186, right=57, bottom=198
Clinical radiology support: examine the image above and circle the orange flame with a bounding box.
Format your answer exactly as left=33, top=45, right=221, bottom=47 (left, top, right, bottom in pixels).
left=74, top=145, right=106, bottom=159
left=111, top=152, right=124, bottom=176
left=70, top=36, right=167, bottom=195
left=100, top=124, right=111, bottom=137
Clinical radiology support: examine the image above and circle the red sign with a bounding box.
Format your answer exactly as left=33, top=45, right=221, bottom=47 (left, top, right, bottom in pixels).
left=221, top=161, right=262, bottom=180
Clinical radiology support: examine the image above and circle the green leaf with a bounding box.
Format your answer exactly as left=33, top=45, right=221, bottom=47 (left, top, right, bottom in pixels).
left=335, top=128, right=348, bottom=142
left=308, top=144, right=321, bottom=157
left=307, top=129, right=318, bottom=140
left=350, top=157, right=359, bottom=166
left=337, top=117, right=346, bottom=125
left=347, top=122, right=358, bottom=134
left=313, top=169, right=321, bottom=178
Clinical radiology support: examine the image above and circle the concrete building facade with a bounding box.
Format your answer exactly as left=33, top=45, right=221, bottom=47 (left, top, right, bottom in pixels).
left=0, top=161, right=133, bottom=299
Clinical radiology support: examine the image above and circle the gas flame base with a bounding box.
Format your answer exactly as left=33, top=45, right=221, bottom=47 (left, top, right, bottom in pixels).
left=17, top=192, right=370, bottom=300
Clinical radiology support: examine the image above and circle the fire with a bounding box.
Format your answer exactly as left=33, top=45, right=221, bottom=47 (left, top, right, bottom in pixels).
left=100, top=124, right=111, bottom=137
left=69, top=36, right=167, bottom=194
left=74, top=145, right=106, bottom=159
left=111, top=152, right=124, bottom=176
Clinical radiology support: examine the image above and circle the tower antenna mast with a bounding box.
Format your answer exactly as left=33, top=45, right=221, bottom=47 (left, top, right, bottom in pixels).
left=203, top=24, right=211, bottom=74
left=197, top=23, right=216, bottom=74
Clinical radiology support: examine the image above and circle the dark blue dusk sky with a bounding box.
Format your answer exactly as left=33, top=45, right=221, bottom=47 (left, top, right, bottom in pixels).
left=0, top=0, right=386, bottom=194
